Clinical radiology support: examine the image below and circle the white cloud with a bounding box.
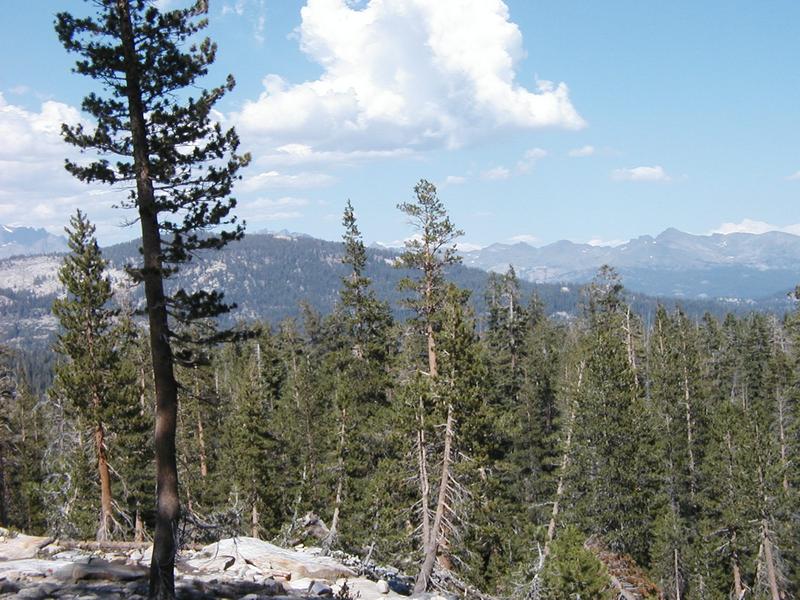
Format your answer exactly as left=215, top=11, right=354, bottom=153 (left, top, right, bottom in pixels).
left=234, top=0, right=584, bottom=155
left=568, top=144, right=594, bottom=157
left=0, top=93, right=131, bottom=237
left=611, top=165, right=671, bottom=182
left=786, top=171, right=800, bottom=181
left=508, top=234, right=538, bottom=244
left=709, top=219, right=800, bottom=236
left=482, top=166, right=510, bottom=180
left=240, top=170, right=335, bottom=191
left=516, top=147, right=547, bottom=173
left=443, top=175, right=466, bottom=186
left=256, top=143, right=414, bottom=167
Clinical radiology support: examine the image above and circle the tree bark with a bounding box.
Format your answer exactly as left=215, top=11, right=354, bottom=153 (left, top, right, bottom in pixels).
left=325, top=406, right=347, bottom=553
left=116, top=2, right=180, bottom=597
left=416, top=395, right=431, bottom=559
left=251, top=502, right=260, bottom=539
left=545, top=361, right=583, bottom=554
left=762, top=521, right=781, bottom=600
left=95, top=421, right=114, bottom=542
left=415, top=403, right=454, bottom=592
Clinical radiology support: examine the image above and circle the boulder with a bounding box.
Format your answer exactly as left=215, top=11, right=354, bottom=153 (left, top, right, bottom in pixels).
left=0, top=558, right=64, bottom=579
left=0, top=530, right=53, bottom=560
left=54, top=558, right=147, bottom=582
left=191, top=537, right=355, bottom=582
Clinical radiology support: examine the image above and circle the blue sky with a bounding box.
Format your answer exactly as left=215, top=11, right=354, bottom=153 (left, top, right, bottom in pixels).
left=1, top=0, right=799, bottom=248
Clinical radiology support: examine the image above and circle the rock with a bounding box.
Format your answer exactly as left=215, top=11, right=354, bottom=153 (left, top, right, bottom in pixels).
left=0, top=558, right=64, bottom=579
left=0, top=531, right=53, bottom=560
left=192, top=537, right=355, bottom=582
left=307, top=580, right=333, bottom=596
left=387, top=577, right=413, bottom=596
left=55, top=558, right=147, bottom=582
left=376, top=580, right=390, bottom=594
left=0, top=580, right=20, bottom=595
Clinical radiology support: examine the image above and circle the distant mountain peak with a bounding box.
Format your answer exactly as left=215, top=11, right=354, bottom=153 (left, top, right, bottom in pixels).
left=0, top=225, right=68, bottom=259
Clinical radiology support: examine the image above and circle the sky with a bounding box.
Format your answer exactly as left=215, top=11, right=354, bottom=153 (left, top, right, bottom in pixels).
left=1, top=0, right=799, bottom=249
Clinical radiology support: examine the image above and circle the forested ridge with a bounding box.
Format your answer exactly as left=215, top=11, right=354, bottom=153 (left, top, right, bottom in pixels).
left=1, top=198, right=798, bottom=599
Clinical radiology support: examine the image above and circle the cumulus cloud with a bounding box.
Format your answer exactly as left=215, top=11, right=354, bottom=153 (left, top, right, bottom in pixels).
left=611, top=165, right=671, bottom=182
left=568, top=144, right=594, bottom=157
left=235, top=0, right=584, bottom=156
left=786, top=171, right=800, bottom=181
left=482, top=166, right=511, bottom=180
left=709, top=219, right=800, bottom=236
left=443, top=175, right=466, bottom=186
left=0, top=93, right=129, bottom=236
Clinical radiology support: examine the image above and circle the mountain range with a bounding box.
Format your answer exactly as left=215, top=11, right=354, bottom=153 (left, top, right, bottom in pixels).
left=1, top=225, right=798, bottom=348
left=0, top=225, right=67, bottom=258
left=462, top=228, right=800, bottom=300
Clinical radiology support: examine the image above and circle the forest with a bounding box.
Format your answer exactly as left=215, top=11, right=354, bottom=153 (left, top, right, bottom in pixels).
left=0, top=1, right=797, bottom=599
left=1, top=189, right=798, bottom=599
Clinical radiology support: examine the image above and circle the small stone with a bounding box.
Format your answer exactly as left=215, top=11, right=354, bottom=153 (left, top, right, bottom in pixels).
left=308, top=580, right=333, bottom=596
left=376, top=580, right=389, bottom=594
left=0, top=580, right=20, bottom=595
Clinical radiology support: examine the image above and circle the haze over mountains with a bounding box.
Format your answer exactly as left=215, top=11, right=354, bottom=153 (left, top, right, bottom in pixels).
left=463, top=227, right=800, bottom=300
left=1, top=223, right=799, bottom=347
left=3, top=222, right=800, bottom=302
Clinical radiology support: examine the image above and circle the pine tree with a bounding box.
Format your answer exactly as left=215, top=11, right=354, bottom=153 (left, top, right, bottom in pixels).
left=540, top=526, right=614, bottom=600
left=56, top=2, right=249, bottom=595
left=396, top=180, right=464, bottom=591
left=51, top=210, right=124, bottom=541
left=564, top=267, right=659, bottom=566
left=322, top=201, right=394, bottom=551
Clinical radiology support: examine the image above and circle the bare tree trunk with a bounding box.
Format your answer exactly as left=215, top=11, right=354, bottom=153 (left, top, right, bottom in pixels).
left=251, top=503, right=259, bottom=539
left=117, top=2, right=180, bottom=596
left=196, top=416, right=208, bottom=479
left=416, top=395, right=431, bottom=558
left=732, top=561, right=744, bottom=599
left=415, top=404, right=455, bottom=593
left=777, top=393, right=789, bottom=493
left=134, top=509, right=144, bottom=543
left=326, top=407, right=347, bottom=552
left=545, top=361, right=583, bottom=554
left=682, top=364, right=697, bottom=501
left=761, top=521, right=781, bottom=600
left=426, top=321, right=438, bottom=378
left=95, top=422, right=114, bottom=542
left=674, top=548, right=682, bottom=600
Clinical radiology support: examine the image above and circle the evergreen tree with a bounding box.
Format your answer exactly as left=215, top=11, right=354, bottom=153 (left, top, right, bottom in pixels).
left=56, top=2, right=249, bottom=595
left=396, top=180, right=464, bottom=591
left=564, top=267, right=659, bottom=566
left=540, top=526, right=614, bottom=600
left=51, top=210, right=124, bottom=541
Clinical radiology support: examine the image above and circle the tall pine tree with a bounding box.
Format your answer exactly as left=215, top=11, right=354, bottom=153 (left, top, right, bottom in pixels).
left=56, top=2, right=249, bottom=595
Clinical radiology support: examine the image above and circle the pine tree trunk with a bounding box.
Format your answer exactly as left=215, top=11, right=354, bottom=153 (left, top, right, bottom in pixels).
left=674, top=548, right=682, bottom=600
left=762, top=521, right=781, bottom=600
left=135, top=508, right=144, bottom=543
left=95, top=422, right=114, bottom=542
left=681, top=364, right=697, bottom=501
left=117, top=2, right=180, bottom=597
left=251, top=502, right=259, bottom=539
left=415, top=403, right=454, bottom=593
left=777, top=393, right=789, bottom=493
left=545, top=361, right=583, bottom=554
left=196, top=416, right=208, bottom=479
left=416, top=394, right=431, bottom=559
left=327, top=407, right=347, bottom=550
